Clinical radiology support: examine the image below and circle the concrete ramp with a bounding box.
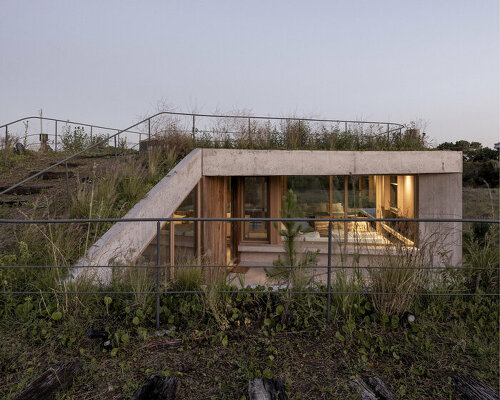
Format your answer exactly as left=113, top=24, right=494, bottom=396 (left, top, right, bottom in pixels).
left=73, top=149, right=202, bottom=283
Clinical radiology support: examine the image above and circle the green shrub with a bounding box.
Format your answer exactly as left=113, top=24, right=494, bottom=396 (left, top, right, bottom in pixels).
left=266, top=189, right=318, bottom=291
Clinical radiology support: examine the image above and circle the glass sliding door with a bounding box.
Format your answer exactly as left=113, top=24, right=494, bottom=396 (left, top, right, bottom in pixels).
left=376, top=175, right=417, bottom=245
left=347, top=175, right=382, bottom=244
left=286, top=176, right=329, bottom=238
left=279, top=174, right=417, bottom=247
left=243, top=177, right=269, bottom=241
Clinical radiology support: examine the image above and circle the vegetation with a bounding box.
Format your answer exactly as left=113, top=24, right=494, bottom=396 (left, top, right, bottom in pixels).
left=0, top=147, right=181, bottom=277
left=168, top=118, right=429, bottom=152
left=3, top=180, right=497, bottom=399
left=59, top=125, right=117, bottom=153
left=266, top=189, right=319, bottom=290
left=0, top=267, right=498, bottom=399
left=0, top=119, right=498, bottom=399
left=437, top=140, right=499, bottom=187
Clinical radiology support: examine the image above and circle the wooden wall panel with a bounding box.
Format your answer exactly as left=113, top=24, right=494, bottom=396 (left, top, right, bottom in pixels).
left=231, top=177, right=244, bottom=260
left=202, top=176, right=227, bottom=266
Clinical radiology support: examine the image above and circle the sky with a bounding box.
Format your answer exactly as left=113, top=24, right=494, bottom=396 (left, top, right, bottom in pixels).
left=1, top=0, right=499, bottom=146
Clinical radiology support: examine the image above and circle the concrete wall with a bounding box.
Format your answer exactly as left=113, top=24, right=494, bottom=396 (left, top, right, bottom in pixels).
left=201, top=149, right=462, bottom=176
left=75, top=148, right=463, bottom=283
left=418, top=173, right=462, bottom=266
left=75, top=149, right=202, bottom=282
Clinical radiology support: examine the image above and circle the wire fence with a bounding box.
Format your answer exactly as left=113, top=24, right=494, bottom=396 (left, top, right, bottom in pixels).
left=1, top=112, right=407, bottom=195
left=1, top=112, right=406, bottom=155
left=1, top=216, right=498, bottom=327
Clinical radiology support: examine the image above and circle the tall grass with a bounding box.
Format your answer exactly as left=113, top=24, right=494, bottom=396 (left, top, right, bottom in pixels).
left=148, top=113, right=428, bottom=152
left=367, top=223, right=433, bottom=315
left=461, top=224, right=499, bottom=293
left=0, top=148, right=182, bottom=297
left=266, top=190, right=319, bottom=291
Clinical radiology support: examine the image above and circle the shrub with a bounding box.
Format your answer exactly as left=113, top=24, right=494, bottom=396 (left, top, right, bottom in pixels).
left=266, top=189, right=319, bottom=291
left=60, top=125, right=89, bottom=152
left=368, top=223, right=431, bottom=316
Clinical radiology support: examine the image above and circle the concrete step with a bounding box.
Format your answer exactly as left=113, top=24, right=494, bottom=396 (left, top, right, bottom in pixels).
left=0, top=185, right=54, bottom=195
left=27, top=170, right=74, bottom=180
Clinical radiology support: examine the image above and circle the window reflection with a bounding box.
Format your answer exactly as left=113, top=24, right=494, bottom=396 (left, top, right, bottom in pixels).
left=284, top=174, right=416, bottom=246
left=173, top=186, right=197, bottom=263
left=243, top=177, right=268, bottom=241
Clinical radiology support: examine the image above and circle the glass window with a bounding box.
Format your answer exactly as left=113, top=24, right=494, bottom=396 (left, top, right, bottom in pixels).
left=330, top=175, right=346, bottom=217
left=389, top=175, right=398, bottom=209
left=348, top=175, right=376, bottom=214
left=285, top=175, right=345, bottom=240
left=347, top=175, right=381, bottom=244
left=287, top=176, right=330, bottom=216
left=329, top=175, right=347, bottom=242
left=375, top=175, right=416, bottom=245
left=173, top=186, right=197, bottom=264
left=243, top=177, right=268, bottom=241
left=281, top=174, right=416, bottom=247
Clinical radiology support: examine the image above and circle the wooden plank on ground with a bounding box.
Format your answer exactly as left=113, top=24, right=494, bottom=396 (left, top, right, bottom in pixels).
left=129, top=375, right=179, bottom=400
left=248, top=378, right=288, bottom=400
left=367, top=376, right=396, bottom=400
left=452, top=374, right=499, bottom=400
left=13, top=361, right=82, bottom=400
left=349, top=378, right=377, bottom=400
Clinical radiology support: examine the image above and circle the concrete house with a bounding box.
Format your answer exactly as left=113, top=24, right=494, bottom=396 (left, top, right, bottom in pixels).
left=80, top=148, right=462, bottom=284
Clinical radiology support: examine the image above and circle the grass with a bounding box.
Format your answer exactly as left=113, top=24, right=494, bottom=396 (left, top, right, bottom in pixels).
left=157, top=117, right=430, bottom=152
left=0, top=133, right=498, bottom=398
left=0, top=290, right=497, bottom=399
left=463, top=186, right=499, bottom=219
left=0, top=147, right=180, bottom=267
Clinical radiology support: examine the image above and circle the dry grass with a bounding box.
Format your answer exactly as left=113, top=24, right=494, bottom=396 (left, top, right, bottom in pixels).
left=463, top=186, right=499, bottom=219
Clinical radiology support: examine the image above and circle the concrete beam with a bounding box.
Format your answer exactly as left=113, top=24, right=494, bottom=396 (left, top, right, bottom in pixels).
left=201, top=149, right=462, bottom=176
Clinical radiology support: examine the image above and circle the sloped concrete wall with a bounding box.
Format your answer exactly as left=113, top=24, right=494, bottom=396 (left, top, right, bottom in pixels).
left=74, top=149, right=202, bottom=283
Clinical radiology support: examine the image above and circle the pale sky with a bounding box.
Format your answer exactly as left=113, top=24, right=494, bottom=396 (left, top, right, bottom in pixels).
left=1, top=0, right=499, bottom=146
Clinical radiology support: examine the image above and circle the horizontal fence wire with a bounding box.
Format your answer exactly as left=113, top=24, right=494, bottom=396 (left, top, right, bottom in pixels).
left=1, top=216, right=499, bottom=329
left=0, top=265, right=498, bottom=271
left=0, top=217, right=499, bottom=223
left=1, top=291, right=498, bottom=296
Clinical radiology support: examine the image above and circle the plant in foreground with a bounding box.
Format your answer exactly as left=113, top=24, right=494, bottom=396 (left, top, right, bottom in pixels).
left=266, top=189, right=319, bottom=291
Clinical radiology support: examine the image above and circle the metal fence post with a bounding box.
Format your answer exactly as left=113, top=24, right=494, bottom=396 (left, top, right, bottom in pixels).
left=192, top=115, right=196, bottom=141
left=156, top=220, right=161, bottom=329
left=55, top=121, right=58, bottom=151
left=387, top=123, right=390, bottom=141
left=345, top=121, right=348, bottom=134
left=4, top=125, right=8, bottom=166
left=148, top=118, right=151, bottom=142
left=114, top=132, right=117, bottom=159
left=327, top=220, right=332, bottom=323
left=64, top=161, right=71, bottom=204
